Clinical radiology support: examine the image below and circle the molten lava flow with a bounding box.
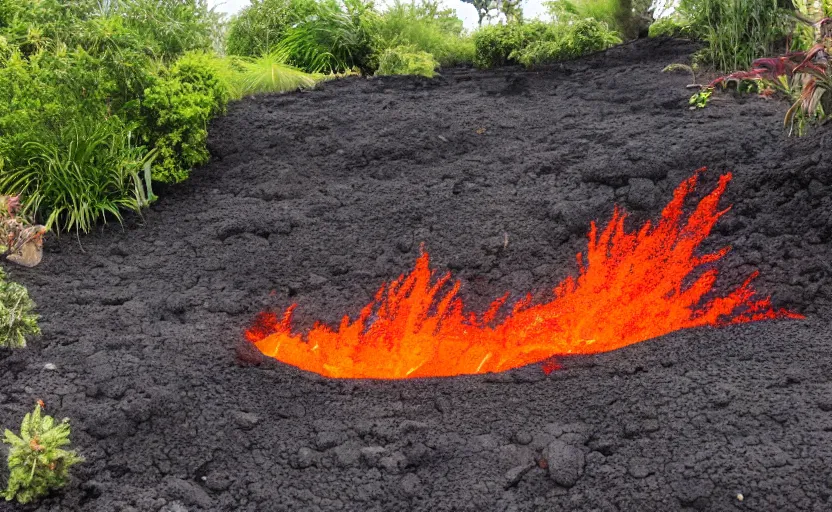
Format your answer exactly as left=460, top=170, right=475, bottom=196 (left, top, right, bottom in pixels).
left=246, top=169, right=802, bottom=379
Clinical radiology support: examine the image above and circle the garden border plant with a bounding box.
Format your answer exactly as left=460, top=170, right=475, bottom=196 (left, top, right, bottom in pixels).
left=3, top=402, right=82, bottom=504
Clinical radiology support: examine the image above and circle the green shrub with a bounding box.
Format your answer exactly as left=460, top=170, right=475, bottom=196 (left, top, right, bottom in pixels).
left=226, top=0, right=325, bottom=57
left=546, top=0, right=653, bottom=40
left=560, top=18, right=621, bottom=57
left=648, top=16, right=692, bottom=39
left=513, top=19, right=620, bottom=67
left=376, top=45, right=438, bottom=77
left=141, top=51, right=230, bottom=183
left=376, top=0, right=474, bottom=67
left=0, top=0, right=226, bottom=231
left=679, top=0, right=790, bottom=72
left=473, top=21, right=551, bottom=68
left=3, top=403, right=82, bottom=504
left=109, top=0, right=223, bottom=59
left=0, top=267, right=39, bottom=349
left=474, top=19, right=619, bottom=69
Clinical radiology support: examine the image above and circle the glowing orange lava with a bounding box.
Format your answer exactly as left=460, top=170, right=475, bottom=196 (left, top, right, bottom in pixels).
left=246, top=169, right=802, bottom=379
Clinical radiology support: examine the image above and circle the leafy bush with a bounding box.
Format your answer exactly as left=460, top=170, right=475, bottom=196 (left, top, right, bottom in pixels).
left=679, top=0, right=791, bottom=72
left=226, top=0, right=325, bottom=57
left=376, top=0, right=474, bottom=67
left=784, top=43, right=832, bottom=133
left=546, top=0, right=654, bottom=40
left=708, top=44, right=832, bottom=135
left=0, top=267, right=39, bottom=349
left=106, top=0, right=223, bottom=59
left=514, top=22, right=620, bottom=67
left=473, top=21, right=551, bottom=68
left=3, top=403, right=82, bottom=504
left=141, top=52, right=230, bottom=183
left=376, top=45, right=438, bottom=77
left=648, top=16, right=692, bottom=38
left=475, top=19, right=620, bottom=69
left=0, top=0, right=225, bottom=231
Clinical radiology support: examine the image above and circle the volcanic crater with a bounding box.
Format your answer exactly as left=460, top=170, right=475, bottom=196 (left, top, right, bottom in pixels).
left=1, top=38, right=832, bottom=511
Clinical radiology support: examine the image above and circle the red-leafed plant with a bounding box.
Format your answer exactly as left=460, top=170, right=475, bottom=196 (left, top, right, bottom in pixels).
left=0, top=196, right=47, bottom=267
left=784, top=42, right=832, bottom=133
left=708, top=38, right=832, bottom=135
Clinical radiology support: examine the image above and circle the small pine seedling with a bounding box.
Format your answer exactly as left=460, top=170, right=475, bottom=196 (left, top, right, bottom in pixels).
left=0, top=267, right=40, bottom=348
left=3, top=402, right=82, bottom=504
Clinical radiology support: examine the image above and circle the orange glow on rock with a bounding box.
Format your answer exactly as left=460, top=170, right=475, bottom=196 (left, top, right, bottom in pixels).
left=246, top=169, right=802, bottom=379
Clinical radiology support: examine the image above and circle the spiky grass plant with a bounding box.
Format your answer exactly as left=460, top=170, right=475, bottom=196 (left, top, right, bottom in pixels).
left=0, top=267, right=39, bottom=349
left=236, top=50, right=318, bottom=96
left=274, top=0, right=379, bottom=74
left=3, top=403, right=82, bottom=504
left=0, top=117, right=154, bottom=235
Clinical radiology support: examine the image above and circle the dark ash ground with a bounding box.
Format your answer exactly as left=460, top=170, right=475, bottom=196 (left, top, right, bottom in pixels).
left=2, top=38, right=832, bottom=511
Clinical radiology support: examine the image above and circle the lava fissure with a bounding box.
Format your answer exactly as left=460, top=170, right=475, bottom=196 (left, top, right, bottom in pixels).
left=246, top=169, right=802, bottom=379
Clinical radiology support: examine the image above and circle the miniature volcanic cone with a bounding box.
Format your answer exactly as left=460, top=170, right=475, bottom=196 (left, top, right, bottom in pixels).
left=246, top=169, right=802, bottom=379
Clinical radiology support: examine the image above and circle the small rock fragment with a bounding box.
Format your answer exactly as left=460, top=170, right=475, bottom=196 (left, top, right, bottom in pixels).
left=333, top=443, right=362, bottom=467
left=231, top=411, right=260, bottom=430
left=543, top=440, right=585, bottom=487
left=296, top=447, right=315, bottom=469
left=163, top=477, right=214, bottom=508
left=514, top=431, right=533, bottom=445
left=628, top=458, right=651, bottom=478
left=360, top=446, right=387, bottom=466
left=504, top=463, right=535, bottom=489
left=315, top=431, right=346, bottom=450
left=400, top=473, right=422, bottom=496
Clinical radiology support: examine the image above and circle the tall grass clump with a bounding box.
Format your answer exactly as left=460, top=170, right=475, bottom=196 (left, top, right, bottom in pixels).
left=231, top=0, right=379, bottom=73
left=679, top=0, right=791, bottom=71
left=276, top=0, right=378, bottom=73
left=235, top=50, right=319, bottom=94
left=2, top=117, right=154, bottom=234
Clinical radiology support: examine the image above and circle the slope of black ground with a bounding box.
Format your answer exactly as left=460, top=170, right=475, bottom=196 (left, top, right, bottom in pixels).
left=1, top=38, right=832, bottom=511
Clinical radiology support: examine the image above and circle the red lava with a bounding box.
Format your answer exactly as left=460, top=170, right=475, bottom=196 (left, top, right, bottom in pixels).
left=246, top=169, right=802, bottom=379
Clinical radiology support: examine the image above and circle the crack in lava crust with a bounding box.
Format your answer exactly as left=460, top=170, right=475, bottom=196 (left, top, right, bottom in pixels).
left=245, top=169, right=803, bottom=379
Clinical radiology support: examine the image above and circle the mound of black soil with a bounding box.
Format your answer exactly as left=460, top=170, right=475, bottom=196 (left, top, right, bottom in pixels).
left=1, top=38, right=831, bottom=511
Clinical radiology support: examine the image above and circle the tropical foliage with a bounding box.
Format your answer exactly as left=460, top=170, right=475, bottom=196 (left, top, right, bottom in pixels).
left=0, top=0, right=318, bottom=233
